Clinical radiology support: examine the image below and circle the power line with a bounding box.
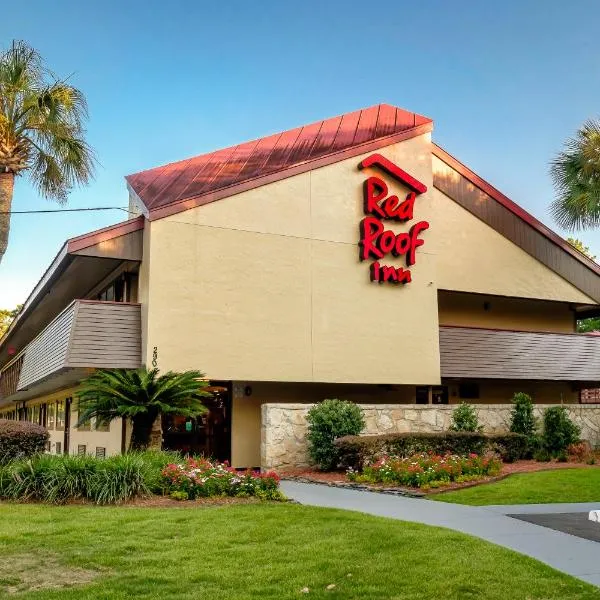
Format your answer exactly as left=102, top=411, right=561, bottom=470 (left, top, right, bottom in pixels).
left=0, top=207, right=134, bottom=215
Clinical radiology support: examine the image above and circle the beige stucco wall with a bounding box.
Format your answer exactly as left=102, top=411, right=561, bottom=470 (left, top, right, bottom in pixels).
left=438, top=291, right=576, bottom=333
left=430, top=181, right=594, bottom=304
left=144, top=134, right=441, bottom=386
left=142, top=132, right=596, bottom=389
left=262, top=403, right=600, bottom=469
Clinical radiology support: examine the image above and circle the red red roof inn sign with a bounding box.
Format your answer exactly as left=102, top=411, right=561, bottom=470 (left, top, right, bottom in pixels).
left=358, top=154, right=429, bottom=285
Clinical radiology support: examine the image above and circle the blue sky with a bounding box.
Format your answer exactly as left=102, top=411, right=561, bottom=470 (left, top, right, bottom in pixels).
left=2, top=0, right=600, bottom=307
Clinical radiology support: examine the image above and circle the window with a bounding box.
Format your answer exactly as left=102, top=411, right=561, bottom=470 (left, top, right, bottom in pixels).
left=55, top=441, right=62, bottom=454
left=56, top=400, right=65, bottom=431
left=32, top=405, right=40, bottom=425
left=416, top=386, right=429, bottom=404
left=95, top=418, right=110, bottom=433
left=95, top=447, right=106, bottom=459
left=47, top=403, right=55, bottom=430
left=431, top=386, right=449, bottom=405
left=77, top=444, right=87, bottom=456
left=95, top=272, right=138, bottom=303
left=458, top=382, right=480, bottom=400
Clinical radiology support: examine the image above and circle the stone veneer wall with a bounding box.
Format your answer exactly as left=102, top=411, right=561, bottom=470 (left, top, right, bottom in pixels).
left=261, top=403, right=600, bottom=470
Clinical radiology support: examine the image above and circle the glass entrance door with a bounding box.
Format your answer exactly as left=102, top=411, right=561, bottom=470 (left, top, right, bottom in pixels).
left=162, top=381, right=231, bottom=462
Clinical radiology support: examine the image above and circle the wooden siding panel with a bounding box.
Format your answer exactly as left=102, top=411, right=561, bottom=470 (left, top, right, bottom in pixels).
left=18, top=303, right=76, bottom=390
left=15, top=302, right=142, bottom=391
left=440, top=326, right=600, bottom=381
left=66, top=303, right=141, bottom=369
left=433, top=157, right=600, bottom=303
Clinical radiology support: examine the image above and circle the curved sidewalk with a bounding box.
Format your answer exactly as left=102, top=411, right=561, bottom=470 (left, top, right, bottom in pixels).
left=281, top=481, right=600, bottom=587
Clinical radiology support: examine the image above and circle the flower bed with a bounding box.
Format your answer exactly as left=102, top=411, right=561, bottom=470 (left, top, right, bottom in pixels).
left=347, top=453, right=502, bottom=490
left=161, top=458, right=284, bottom=500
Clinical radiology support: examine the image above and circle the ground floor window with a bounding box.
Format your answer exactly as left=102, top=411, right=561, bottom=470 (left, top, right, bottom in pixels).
left=56, top=400, right=65, bottom=431
left=431, top=386, right=449, bottom=405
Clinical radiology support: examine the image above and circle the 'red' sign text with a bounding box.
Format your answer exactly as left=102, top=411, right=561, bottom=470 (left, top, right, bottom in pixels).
left=358, top=154, right=429, bottom=285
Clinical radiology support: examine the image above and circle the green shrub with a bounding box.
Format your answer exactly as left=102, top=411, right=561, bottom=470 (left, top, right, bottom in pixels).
left=509, top=392, right=539, bottom=458
left=0, top=450, right=178, bottom=504
left=335, top=431, right=527, bottom=470
left=306, top=399, right=365, bottom=471
left=509, top=393, right=536, bottom=437
left=487, top=433, right=529, bottom=463
left=534, top=448, right=552, bottom=462
left=450, top=403, right=480, bottom=432
left=542, top=406, right=580, bottom=456
left=0, top=419, right=49, bottom=464
left=170, top=490, right=189, bottom=501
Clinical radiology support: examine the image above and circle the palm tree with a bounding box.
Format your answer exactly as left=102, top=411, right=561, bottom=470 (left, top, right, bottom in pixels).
left=550, top=120, right=600, bottom=230
left=0, top=40, right=95, bottom=262
left=77, top=368, right=211, bottom=451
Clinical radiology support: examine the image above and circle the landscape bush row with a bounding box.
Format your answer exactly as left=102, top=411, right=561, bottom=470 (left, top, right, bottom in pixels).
left=335, top=431, right=527, bottom=471
left=0, top=451, right=284, bottom=504
left=347, top=452, right=502, bottom=489
left=306, top=395, right=587, bottom=472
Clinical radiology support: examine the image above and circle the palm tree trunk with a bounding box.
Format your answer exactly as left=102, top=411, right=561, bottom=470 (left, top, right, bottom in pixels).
left=129, top=414, right=155, bottom=451
left=0, top=172, right=15, bottom=264
left=149, top=415, right=163, bottom=450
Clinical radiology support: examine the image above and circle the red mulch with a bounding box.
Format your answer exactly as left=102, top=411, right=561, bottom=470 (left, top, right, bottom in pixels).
left=0, top=496, right=267, bottom=509
left=279, top=460, right=600, bottom=495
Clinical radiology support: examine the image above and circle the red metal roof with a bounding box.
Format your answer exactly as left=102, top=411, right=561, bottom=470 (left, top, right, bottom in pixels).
left=126, top=104, right=433, bottom=220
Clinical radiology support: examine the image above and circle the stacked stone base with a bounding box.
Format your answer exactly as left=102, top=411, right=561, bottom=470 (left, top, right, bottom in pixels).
left=261, top=403, right=600, bottom=470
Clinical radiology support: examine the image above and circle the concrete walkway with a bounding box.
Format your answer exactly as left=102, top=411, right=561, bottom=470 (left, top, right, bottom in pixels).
left=281, top=481, right=600, bottom=587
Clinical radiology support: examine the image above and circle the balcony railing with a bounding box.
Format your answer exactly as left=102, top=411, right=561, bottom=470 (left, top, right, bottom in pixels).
left=0, top=352, right=25, bottom=399
left=0, top=300, right=141, bottom=401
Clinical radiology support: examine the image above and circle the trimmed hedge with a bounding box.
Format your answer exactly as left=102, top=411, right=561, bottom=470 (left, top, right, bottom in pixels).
left=334, top=431, right=528, bottom=470
left=0, top=419, right=49, bottom=464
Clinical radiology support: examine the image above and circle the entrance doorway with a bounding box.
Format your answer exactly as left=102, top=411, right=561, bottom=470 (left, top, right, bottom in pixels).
left=162, top=381, right=231, bottom=462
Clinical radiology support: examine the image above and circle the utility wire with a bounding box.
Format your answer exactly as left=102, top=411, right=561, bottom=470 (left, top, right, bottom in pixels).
left=0, top=207, right=134, bottom=215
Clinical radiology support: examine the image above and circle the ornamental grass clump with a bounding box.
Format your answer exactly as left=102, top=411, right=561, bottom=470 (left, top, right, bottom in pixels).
left=161, top=457, right=284, bottom=500
left=347, top=452, right=501, bottom=489
left=0, top=451, right=177, bottom=504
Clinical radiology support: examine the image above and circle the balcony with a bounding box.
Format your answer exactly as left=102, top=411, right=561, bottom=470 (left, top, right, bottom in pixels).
left=439, top=326, right=600, bottom=382
left=0, top=300, right=142, bottom=403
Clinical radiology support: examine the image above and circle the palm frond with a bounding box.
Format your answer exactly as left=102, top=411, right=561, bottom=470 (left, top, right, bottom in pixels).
left=550, top=119, right=600, bottom=230
left=0, top=40, right=95, bottom=201
left=76, top=368, right=210, bottom=428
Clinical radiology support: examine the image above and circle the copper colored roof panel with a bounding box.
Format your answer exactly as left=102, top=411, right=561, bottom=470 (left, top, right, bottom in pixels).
left=126, top=104, right=432, bottom=216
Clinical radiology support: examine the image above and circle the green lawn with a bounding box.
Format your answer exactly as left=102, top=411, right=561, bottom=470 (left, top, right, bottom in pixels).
left=0, top=503, right=598, bottom=599
left=435, top=468, right=600, bottom=505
